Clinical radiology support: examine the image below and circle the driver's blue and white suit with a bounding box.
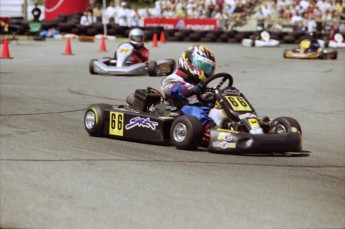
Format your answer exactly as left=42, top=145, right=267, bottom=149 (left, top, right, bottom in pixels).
left=161, top=70, right=214, bottom=126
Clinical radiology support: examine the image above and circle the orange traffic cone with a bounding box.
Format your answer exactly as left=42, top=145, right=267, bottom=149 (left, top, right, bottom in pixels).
left=160, top=31, right=166, bottom=44
left=1, top=37, right=12, bottom=59
left=63, top=37, right=73, bottom=55
left=152, top=33, right=158, bottom=47
left=99, top=36, right=107, bottom=52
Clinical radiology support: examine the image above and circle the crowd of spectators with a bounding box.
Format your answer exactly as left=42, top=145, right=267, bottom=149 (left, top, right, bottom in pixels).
left=88, top=0, right=256, bottom=30
left=84, top=0, right=344, bottom=32
left=254, top=0, right=345, bottom=33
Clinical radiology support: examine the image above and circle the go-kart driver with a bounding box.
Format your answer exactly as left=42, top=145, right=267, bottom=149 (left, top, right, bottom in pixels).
left=161, top=45, right=217, bottom=142
left=299, top=32, right=321, bottom=53
left=115, top=28, right=149, bottom=64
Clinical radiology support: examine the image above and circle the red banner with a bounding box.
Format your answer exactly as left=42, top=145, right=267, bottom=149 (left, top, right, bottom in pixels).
left=144, top=18, right=218, bottom=31
left=44, top=0, right=90, bottom=21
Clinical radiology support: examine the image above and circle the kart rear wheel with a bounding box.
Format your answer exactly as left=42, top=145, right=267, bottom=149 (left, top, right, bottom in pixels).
left=166, top=59, right=176, bottom=74
left=170, top=116, right=203, bottom=150
left=84, top=104, right=112, bottom=136
left=331, top=50, right=337, bottom=60
left=148, top=61, right=158, bottom=76
left=89, top=59, right=97, bottom=75
left=270, top=117, right=302, bottom=135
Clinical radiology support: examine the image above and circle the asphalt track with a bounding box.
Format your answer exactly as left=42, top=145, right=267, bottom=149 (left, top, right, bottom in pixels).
left=1, top=39, right=344, bottom=228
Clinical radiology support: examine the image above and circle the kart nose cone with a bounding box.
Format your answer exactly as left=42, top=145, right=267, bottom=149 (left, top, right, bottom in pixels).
left=85, top=111, right=96, bottom=129
left=173, top=123, right=187, bottom=142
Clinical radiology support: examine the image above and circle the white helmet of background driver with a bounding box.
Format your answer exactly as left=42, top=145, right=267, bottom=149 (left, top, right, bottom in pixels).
left=129, top=28, right=145, bottom=47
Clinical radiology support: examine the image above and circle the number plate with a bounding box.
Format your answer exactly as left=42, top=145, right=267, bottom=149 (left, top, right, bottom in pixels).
left=109, top=112, right=124, bottom=136
left=225, top=96, right=252, bottom=112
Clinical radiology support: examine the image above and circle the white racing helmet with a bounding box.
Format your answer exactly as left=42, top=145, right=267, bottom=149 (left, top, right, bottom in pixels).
left=129, top=28, right=145, bottom=47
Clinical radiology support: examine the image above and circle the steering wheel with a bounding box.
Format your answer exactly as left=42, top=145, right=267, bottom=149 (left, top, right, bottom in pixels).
left=198, top=72, right=234, bottom=104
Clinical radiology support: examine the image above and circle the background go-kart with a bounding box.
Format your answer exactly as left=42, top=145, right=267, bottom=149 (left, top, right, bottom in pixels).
left=1, top=39, right=344, bottom=228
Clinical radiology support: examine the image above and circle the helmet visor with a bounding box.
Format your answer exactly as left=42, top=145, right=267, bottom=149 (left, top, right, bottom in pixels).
left=193, top=55, right=215, bottom=77
left=130, top=35, right=143, bottom=43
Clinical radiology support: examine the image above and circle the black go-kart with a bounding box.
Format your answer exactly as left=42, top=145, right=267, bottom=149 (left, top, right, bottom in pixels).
left=84, top=73, right=302, bottom=154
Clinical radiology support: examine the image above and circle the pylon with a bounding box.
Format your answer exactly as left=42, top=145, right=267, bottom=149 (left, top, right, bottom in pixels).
left=1, top=37, right=12, bottom=59
left=152, top=33, right=158, bottom=47
left=160, top=31, right=166, bottom=44
left=63, top=37, right=73, bottom=55
left=99, top=36, right=107, bottom=52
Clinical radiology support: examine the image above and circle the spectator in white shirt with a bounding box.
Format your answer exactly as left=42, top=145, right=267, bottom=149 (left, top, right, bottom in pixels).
left=205, top=0, right=216, bottom=7
left=186, top=0, right=197, bottom=15
left=224, top=0, right=237, bottom=14
left=117, top=2, right=130, bottom=26
left=317, top=0, right=331, bottom=13
left=276, top=0, right=289, bottom=10
left=104, top=1, right=117, bottom=23
left=80, top=10, right=93, bottom=26
left=130, top=5, right=141, bottom=26
left=214, top=7, right=229, bottom=30
left=162, top=6, right=175, bottom=18
left=291, top=11, right=304, bottom=31
left=261, top=1, right=273, bottom=18
left=139, top=5, right=152, bottom=18
left=299, top=0, right=310, bottom=12
left=307, top=13, right=317, bottom=32
left=255, top=7, right=267, bottom=30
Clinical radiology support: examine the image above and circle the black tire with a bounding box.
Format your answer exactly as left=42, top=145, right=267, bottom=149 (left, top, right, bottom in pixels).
left=331, top=50, right=337, bottom=60
left=71, top=28, right=82, bottom=35
left=234, top=33, right=245, bottom=42
left=200, top=37, right=213, bottom=42
left=84, top=104, right=112, bottom=136
left=271, top=117, right=302, bottom=135
left=251, top=36, right=255, bottom=47
left=318, top=50, right=326, bottom=59
left=227, top=38, right=237, bottom=43
left=86, top=28, right=97, bottom=36
left=189, top=32, right=202, bottom=41
left=166, top=59, right=176, bottom=74
left=283, top=50, right=289, bottom=58
left=148, top=61, right=158, bottom=76
left=282, top=35, right=295, bottom=44
left=170, top=116, right=203, bottom=150
left=89, top=59, right=97, bottom=74
left=183, top=37, right=193, bottom=42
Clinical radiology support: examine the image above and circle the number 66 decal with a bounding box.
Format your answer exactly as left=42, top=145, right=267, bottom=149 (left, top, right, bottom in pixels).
left=109, top=112, right=124, bottom=136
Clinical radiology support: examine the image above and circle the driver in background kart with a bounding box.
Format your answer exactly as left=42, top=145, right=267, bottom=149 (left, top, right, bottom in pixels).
left=299, top=32, right=321, bottom=53
left=161, top=45, right=217, bottom=143
left=115, top=28, right=149, bottom=64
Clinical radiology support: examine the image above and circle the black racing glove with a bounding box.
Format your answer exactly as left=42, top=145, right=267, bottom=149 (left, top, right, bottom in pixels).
left=183, top=82, right=206, bottom=98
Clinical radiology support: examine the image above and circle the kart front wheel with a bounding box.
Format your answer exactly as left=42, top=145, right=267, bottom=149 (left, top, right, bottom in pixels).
left=84, top=104, right=112, bottom=136
left=170, top=116, right=203, bottom=150
left=283, top=50, right=289, bottom=58
left=148, top=61, right=158, bottom=76
left=331, top=50, right=337, bottom=60
left=89, top=59, right=97, bottom=75
left=270, top=117, right=302, bottom=135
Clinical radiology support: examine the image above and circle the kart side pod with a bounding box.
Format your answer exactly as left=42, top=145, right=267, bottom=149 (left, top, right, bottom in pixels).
left=208, top=129, right=302, bottom=154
